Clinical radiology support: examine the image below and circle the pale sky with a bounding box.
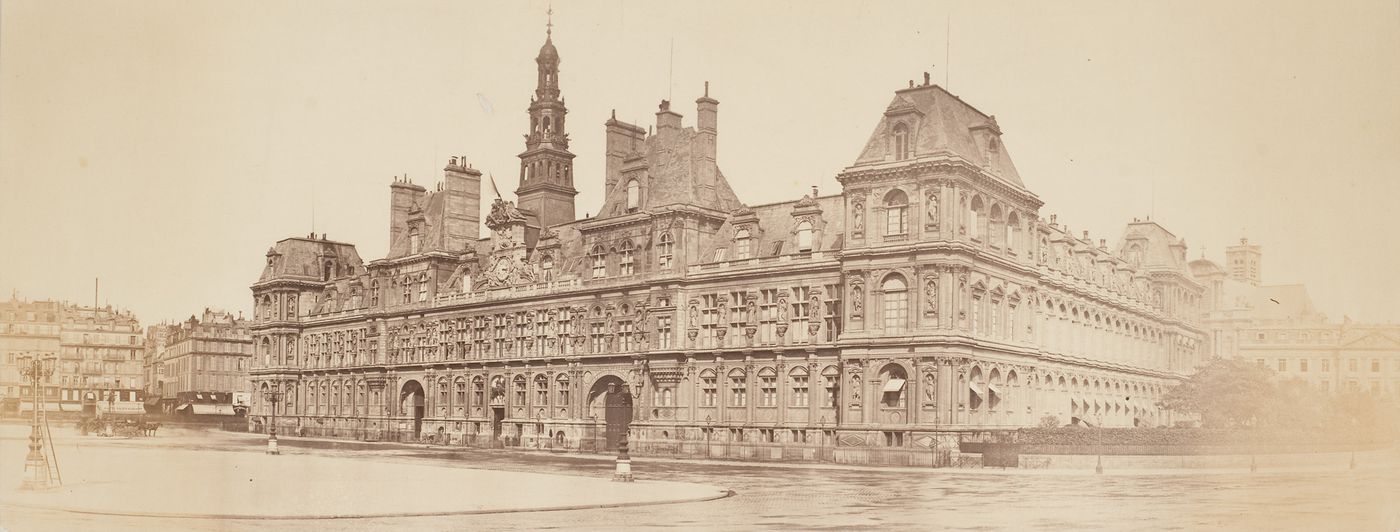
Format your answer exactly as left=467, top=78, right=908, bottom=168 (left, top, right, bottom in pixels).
left=2, top=0, right=1398, bottom=325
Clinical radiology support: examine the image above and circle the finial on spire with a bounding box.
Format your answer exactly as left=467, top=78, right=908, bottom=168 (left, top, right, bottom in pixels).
left=546, top=4, right=553, bottom=37
left=704, top=81, right=709, bottom=97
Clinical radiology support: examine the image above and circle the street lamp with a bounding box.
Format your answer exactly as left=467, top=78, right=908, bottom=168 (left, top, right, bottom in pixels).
left=263, top=382, right=284, bottom=455
left=17, top=353, right=59, bottom=490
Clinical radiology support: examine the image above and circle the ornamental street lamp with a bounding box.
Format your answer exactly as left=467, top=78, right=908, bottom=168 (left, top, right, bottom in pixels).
left=17, top=354, right=59, bottom=490
left=263, top=382, right=284, bottom=455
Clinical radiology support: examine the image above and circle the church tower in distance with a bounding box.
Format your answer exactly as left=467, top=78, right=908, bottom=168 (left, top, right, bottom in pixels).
left=515, top=11, right=578, bottom=230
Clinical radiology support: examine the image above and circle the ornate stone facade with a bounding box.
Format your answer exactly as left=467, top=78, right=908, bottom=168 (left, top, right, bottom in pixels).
left=247, top=31, right=1206, bottom=461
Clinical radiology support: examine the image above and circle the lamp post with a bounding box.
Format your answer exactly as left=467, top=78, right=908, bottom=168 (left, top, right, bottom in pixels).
left=263, top=382, right=284, bottom=455
left=18, top=354, right=57, bottom=490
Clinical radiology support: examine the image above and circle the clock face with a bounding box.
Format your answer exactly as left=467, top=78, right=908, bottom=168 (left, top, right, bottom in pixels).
left=493, top=257, right=511, bottom=282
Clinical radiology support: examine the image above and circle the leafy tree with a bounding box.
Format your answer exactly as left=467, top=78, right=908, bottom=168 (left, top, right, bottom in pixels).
left=1159, top=357, right=1276, bottom=429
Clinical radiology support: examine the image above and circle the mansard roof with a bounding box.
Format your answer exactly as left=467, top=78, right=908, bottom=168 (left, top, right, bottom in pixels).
left=1116, top=220, right=1190, bottom=274
left=850, top=83, right=1024, bottom=187
left=386, top=185, right=454, bottom=260
left=594, top=116, right=742, bottom=219
left=257, top=236, right=364, bottom=284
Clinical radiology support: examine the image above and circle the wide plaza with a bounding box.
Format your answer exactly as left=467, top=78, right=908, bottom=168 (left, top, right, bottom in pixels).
left=2, top=423, right=1398, bottom=531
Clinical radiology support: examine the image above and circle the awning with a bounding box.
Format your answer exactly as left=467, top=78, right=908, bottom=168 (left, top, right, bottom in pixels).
left=191, top=404, right=236, bottom=415
left=176, top=403, right=192, bottom=412
left=882, top=378, right=907, bottom=393
left=987, top=383, right=1002, bottom=395
left=110, top=403, right=145, bottom=414
left=19, top=402, right=62, bottom=412
left=969, top=382, right=985, bottom=396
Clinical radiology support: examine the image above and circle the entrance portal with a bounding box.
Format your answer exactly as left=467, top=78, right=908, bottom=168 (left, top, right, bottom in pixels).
left=491, top=406, right=505, bottom=448
left=589, top=376, right=633, bottom=451
left=400, top=380, right=425, bottom=439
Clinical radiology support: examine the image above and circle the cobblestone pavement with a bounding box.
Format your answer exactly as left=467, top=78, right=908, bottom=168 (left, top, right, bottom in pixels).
left=3, top=425, right=1398, bottom=531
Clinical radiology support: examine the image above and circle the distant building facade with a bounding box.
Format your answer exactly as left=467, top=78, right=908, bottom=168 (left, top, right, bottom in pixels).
left=146, top=309, right=253, bottom=414
left=248, top=30, right=1206, bottom=461
left=1, top=296, right=145, bottom=416
left=1192, top=241, right=1400, bottom=400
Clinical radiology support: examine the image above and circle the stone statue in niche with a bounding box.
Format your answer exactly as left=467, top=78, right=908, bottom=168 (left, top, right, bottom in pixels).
left=850, top=373, right=862, bottom=403
left=852, top=201, right=864, bottom=233
left=924, top=277, right=938, bottom=317
left=924, top=372, right=937, bottom=403
left=850, top=283, right=864, bottom=317
left=926, top=192, right=939, bottom=228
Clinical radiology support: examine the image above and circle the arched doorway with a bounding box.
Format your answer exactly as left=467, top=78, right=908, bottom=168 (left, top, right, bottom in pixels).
left=400, top=380, right=425, bottom=438
left=588, top=376, right=632, bottom=451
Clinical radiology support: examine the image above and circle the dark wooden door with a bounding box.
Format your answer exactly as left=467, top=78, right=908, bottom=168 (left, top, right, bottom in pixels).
left=604, top=390, right=633, bottom=451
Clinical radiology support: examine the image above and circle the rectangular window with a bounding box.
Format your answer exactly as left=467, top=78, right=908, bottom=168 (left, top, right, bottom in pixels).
left=1256, top=358, right=1265, bottom=368
left=702, top=378, right=717, bottom=407
left=791, top=375, right=809, bottom=407
left=1277, top=359, right=1286, bottom=371
left=760, top=376, right=777, bottom=407
left=618, top=320, right=634, bottom=352
left=590, top=323, right=605, bottom=354
left=1300, top=359, right=1309, bottom=372
left=657, top=316, right=672, bottom=349
left=730, top=377, right=747, bottom=407
left=884, top=290, right=908, bottom=331
left=824, top=373, right=838, bottom=407
left=1372, top=359, right=1381, bottom=372
left=1322, top=359, right=1330, bottom=372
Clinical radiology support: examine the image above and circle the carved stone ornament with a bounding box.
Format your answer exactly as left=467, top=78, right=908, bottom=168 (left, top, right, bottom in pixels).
left=485, top=198, right=527, bottom=228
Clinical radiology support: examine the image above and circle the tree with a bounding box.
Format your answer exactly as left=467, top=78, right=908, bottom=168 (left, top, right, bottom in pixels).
left=1159, top=357, right=1276, bottom=429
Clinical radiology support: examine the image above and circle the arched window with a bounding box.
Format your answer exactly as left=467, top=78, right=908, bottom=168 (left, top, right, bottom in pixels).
left=822, top=365, right=840, bottom=407
left=556, top=373, right=570, bottom=406
left=757, top=367, right=778, bottom=407
left=472, top=376, right=485, bottom=406
left=454, top=378, right=467, bottom=412
left=626, top=179, right=640, bottom=211
left=879, top=363, right=908, bottom=408
left=1126, top=244, right=1143, bottom=267
left=789, top=366, right=810, bottom=407
left=542, top=115, right=552, bottom=134
left=401, top=278, right=411, bottom=304
left=418, top=274, right=428, bottom=302
left=893, top=123, right=911, bottom=161
left=795, top=221, right=814, bottom=252
left=700, top=369, right=718, bottom=407
left=969, top=367, right=985, bottom=411
left=657, top=232, right=674, bottom=269
left=734, top=228, right=752, bottom=259
left=534, top=374, right=549, bottom=406
left=513, top=375, right=527, bottom=405
left=370, top=281, right=380, bottom=307
left=618, top=241, right=635, bottom=276
left=728, top=369, right=748, bottom=407
left=884, top=189, right=909, bottom=236
left=590, top=246, right=607, bottom=278
left=989, top=204, right=1004, bottom=248
left=1006, top=212, right=1021, bottom=254
left=881, top=274, right=909, bottom=331
left=969, top=196, right=985, bottom=242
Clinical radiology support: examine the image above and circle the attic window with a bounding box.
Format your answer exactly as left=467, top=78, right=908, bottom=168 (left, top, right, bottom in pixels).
left=893, top=123, right=911, bottom=161
left=734, top=228, right=752, bottom=259
left=796, top=221, right=814, bottom=252
left=626, top=179, right=640, bottom=211
left=409, top=232, right=422, bottom=255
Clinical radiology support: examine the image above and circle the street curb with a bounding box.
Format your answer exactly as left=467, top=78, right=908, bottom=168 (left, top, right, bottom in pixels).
left=0, top=487, right=735, bottom=521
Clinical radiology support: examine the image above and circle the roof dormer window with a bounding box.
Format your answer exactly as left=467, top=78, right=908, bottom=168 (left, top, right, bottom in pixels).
left=409, top=232, right=421, bottom=255
left=626, top=179, right=640, bottom=211
left=893, top=122, right=911, bottom=161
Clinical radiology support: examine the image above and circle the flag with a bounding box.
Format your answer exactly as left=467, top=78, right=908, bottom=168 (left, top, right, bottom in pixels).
left=489, top=173, right=502, bottom=200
